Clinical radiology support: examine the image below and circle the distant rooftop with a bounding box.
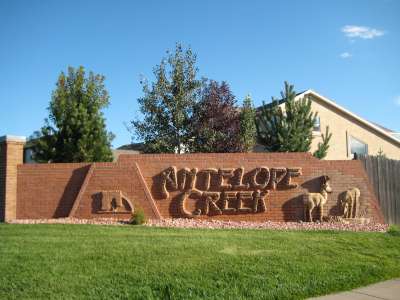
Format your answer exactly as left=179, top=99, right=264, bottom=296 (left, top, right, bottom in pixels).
left=371, top=122, right=395, bottom=133
left=256, top=91, right=307, bottom=111
left=112, top=142, right=145, bottom=161
left=116, top=142, right=145, bottom=151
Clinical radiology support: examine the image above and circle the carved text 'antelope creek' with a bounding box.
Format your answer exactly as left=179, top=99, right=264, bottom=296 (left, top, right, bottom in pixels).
left=159, top=166, right=302, bottom=217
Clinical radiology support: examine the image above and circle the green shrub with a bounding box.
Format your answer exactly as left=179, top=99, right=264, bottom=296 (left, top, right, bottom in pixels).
left=387, top=224, right=400, bottom=236
left=130, top=208, right=146, bottom=225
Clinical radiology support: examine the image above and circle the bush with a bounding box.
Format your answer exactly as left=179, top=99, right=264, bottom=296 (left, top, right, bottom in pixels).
left=130, top=208, right=146, bottom=225
left=387, top=224, right=400, bottom=237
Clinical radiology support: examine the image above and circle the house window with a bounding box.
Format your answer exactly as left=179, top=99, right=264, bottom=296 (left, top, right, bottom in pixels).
left=313, top=116, right=321, bottom=132
left=349, top=135, right=368, bottom=157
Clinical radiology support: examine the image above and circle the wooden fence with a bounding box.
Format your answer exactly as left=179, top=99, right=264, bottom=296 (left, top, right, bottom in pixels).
left=358, top=155, right=400, bottom=225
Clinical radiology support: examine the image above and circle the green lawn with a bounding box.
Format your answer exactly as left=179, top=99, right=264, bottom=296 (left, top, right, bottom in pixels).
left=0, top=225, right=399, bottom=299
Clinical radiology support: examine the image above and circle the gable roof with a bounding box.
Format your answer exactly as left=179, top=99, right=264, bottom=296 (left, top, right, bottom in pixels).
left=294, top=90, right=400, bottom=147
left=371, top=122, right=395, bottom=133
left=257, top=91, right=307, bottom=110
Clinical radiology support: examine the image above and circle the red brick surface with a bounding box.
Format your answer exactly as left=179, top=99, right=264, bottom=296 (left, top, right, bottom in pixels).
left=13, top=153, right=384, bottom=223
left=0, top=142, right=6, bottom=221
left=17, top=163, right=91, bottom=219
left=1, top=141, right=24, bottom=221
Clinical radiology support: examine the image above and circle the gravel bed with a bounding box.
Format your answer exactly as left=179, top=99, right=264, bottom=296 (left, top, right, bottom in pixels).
left=9, top=218, right=388, bottom=232
left=147, top=218, right=389, bottom=232
left=8, top=218, right=128, bottom=225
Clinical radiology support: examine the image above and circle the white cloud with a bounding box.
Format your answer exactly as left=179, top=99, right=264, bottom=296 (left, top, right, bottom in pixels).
left=340, top=52, right=352, bottom=58
left=342, top=25, right=385, bottom=39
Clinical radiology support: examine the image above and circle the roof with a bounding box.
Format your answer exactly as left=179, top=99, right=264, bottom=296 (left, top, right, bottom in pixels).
left=0, top=135, right=26, bottom=143
left=371, top=122, right=395, bottom=133
left=392, top=133, right=400, bottom=141
left=257, top=91, right=307, bottom=110
left=117, top=142, right=145, bottom=151
left=289, top=90, right=400, bottom=147
left=112, top=143, right=145, bottom=161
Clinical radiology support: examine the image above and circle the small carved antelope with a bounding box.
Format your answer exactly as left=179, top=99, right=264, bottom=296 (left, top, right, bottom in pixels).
left=100, top=190, right=134, bottom=213
left=341, top=187, right=360, bottom=219
left=303, top=176, right=332, bottom=222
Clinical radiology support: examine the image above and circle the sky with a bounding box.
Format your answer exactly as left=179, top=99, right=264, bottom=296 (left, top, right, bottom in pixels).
left=1, top=0, right=399, bottom=148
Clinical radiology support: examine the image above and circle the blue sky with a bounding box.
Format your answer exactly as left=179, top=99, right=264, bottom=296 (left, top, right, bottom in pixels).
left=1, top=0, right=399, bottom=147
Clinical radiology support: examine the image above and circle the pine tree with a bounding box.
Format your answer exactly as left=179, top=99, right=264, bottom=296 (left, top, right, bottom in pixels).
left=376, top=148, right=386, bottom=158
left=189, top=80, right=241, bottom=153
left=239, top=94, right=256, bottom=152
left=31, top=66, right=114, bottom=162
left=313, top=126, right=332, bottom=159
left=256, top=82, right=317, bottom=152
left=131, top=43, right=202, bottom=153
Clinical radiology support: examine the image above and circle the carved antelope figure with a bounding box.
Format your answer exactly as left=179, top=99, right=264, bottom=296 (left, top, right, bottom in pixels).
left=341, top=187, right=360, bottom=218
left=100, top=190, right=134, bottom=213
left=303, top=176, right=332, bottom=222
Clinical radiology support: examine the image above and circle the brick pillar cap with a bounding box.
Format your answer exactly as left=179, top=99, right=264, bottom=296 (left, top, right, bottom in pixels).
left=0, top=135, right=26, bottom=143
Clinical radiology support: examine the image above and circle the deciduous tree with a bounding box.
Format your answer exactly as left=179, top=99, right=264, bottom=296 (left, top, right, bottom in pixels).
left=189, top=80, right=241, bottom=152
left=131, top=43, right=202, bottom=153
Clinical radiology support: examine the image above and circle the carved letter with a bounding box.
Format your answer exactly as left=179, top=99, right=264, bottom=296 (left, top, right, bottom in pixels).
left=253, top=190, right=267, bottom=213
left=160, top=166, right=178, bottom=199
left=237, top=191, right=253, bottom=212
left=202, top=191, right=222, bottom=215
left=221, top=191, right=237, bottom=212
left=232, top=167, right=249, bottom=190
left=202, top=168, right=218, bottom=191
left=283, top=167, right=302, bottom=188
left=270, top=167, right=287, bottom=190
left=249, top=167, right=270, bottom=189
left=218, top=168, right=234, bottom=189
left=178, top=189, right=202, bottom=218
left=179, top=168, right=199, bottom=192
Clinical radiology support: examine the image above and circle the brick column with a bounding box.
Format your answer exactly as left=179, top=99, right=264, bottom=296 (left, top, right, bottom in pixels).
left=0, top=135, right=25, bottom=222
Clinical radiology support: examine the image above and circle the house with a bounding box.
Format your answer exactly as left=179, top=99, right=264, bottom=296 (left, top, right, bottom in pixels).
left=112, top=143, right=145, bottom=161
left=255, top=90, right=400, bottom=160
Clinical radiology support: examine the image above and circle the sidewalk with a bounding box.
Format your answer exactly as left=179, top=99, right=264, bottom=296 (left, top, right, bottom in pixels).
left=309, top=278, right=400, bottom=300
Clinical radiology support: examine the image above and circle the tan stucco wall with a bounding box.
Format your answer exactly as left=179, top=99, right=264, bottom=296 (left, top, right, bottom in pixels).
left=309, top=96, right=400, bottom=160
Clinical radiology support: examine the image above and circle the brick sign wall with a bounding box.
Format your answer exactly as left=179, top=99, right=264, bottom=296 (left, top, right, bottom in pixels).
left=9, top=152, right=384, bottom=223
left=0, top=137, right=25, bottom=221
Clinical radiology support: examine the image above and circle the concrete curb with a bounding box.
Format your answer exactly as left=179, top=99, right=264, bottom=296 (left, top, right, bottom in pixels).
left=309, top=278, right=400, bottom=300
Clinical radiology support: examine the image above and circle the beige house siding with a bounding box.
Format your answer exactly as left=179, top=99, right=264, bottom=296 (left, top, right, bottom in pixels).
left=309, top=95, right=400, bottom=160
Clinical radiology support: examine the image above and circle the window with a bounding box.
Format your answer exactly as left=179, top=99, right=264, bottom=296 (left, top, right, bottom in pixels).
left=313, top=116, right=321, bottom=132
left=349, top=135, right=368, bottom=157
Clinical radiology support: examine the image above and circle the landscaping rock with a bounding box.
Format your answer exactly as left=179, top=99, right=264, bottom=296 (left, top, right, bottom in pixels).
left=8, top=218, right=388, bottom=232
left=147, top=218, right=388, bottom=232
